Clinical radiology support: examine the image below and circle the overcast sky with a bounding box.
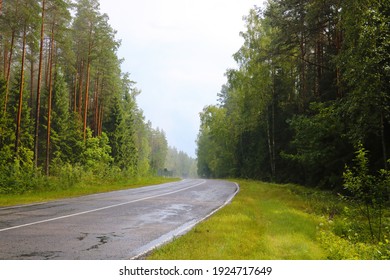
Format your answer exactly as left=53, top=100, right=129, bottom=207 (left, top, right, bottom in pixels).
left=98, top=0, right=262, bottom=157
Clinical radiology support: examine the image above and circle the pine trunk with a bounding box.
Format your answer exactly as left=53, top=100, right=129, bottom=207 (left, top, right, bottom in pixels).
left=77, top=60, right=84, bottom=117
left=98, top=73, right=104, bottom=136
left=34, top=0, right=46, bottom=168
left=299, top=34, right=306, bottom=110
left=15, top=26, right=27, bottom=156
left=315, top=39, right=323, bottom=97
left=335, top=21, right=343, bottom=98
left=83, top=62, right=91, bottom=141
left=381, top=112, right=388, bottom=170
left=266, top=109, right=273, bottom=179
left=93, top=76, right=99, bottom=136
left=267, top=70, right=276, bottom=180
left=3, top=31, right=15, bottom=115
left=45, top=39, right=51, bottom=88
left=98, top=105, right=103, bottom=136
left=73, top=73, right=78, bottom=112
left=2, top=42, right=6, bottom=79
left=83, top=26, right=93, bottom=141
left=29, top=59, right=34, bottom=111
left=46, top=25, right=55, bottom=176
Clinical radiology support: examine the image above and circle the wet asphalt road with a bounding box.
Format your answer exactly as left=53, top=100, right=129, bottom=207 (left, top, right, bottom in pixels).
left=0, top=179, right=238, bottom=260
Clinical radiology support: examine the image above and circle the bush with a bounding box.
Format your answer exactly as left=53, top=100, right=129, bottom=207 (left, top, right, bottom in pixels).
left=81, top=130, right=113, bottom=176
left=318, top=217, right=390, bottom=259
left=53, top=162, right=83, bottom=190
left=0, top=142, right=42, bottom=194
left=343, top=144, right=390, bottom=242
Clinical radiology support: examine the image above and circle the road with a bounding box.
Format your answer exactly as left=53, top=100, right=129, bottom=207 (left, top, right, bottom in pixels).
left=0, top=179, right=238, bottom=260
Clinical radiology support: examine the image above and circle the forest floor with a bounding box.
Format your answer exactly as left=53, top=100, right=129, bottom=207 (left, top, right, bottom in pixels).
left=148, top=180, right=390, bottom=260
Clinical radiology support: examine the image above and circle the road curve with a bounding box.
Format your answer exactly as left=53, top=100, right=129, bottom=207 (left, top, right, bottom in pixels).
left=0, top=179, right=238, bottom=260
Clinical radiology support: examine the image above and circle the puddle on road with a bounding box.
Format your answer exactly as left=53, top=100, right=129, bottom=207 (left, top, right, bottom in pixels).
left=138, top=204, right=193, bottom=225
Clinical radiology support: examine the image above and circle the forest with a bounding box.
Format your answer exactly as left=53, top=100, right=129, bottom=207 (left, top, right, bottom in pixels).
left=197, top=0, right=390, bottom=248
left=1, top=0, right=389, bottom=259
left=197, top=0, right=390, bottom=190
left=165, top=146, right=197, bottom=178
left=0, top=0, right=175, bottom=194
left=195, top=0, right=390, bottom=251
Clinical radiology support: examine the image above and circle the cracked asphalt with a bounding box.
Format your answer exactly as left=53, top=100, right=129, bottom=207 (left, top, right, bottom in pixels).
left=0, top=179, right=238, bottom=260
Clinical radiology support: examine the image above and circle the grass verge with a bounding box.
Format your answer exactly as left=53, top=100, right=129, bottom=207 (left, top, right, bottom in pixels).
left=147, top=180, right=390, bottom=260
left=0, top=176, right=179, bottom=207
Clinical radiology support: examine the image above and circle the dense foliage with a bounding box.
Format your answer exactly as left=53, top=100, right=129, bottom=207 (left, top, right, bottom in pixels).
left=197, top=0, right=390, bottom=191
left=196, top=0, right=390, bottom=250
left=0, top=0, right=169, bottom=193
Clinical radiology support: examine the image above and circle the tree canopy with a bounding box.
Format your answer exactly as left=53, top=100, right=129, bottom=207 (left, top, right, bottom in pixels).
left=0, top=0, right=170, bottom=193
left=197, top=0, right=390, bottom=190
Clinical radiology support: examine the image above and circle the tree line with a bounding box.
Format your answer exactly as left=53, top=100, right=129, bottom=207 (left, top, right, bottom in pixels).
left=197, top=0, right=390, bottom=191
left=0, top=0, right=169, bottom=193
left=164, top=146, right=197, bottom=178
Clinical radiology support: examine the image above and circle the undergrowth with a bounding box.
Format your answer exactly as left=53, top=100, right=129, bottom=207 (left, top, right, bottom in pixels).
left=0, top=163, right=179, bottom=207
left=280, top=183, right=390, bottom=259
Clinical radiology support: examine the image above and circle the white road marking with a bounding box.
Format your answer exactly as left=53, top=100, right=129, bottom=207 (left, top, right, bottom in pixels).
left=0, top=180, right=206, bottom=233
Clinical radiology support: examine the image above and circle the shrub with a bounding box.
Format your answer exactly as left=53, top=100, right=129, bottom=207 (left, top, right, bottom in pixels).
left=343, top=144, right=390, bottom=242
left=81, top=130, right=113, bottom=176
left=318, top=217, right=390, bottom=259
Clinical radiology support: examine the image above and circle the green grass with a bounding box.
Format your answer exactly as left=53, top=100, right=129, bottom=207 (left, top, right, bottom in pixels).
left=148, top=180, right=327, bottom=260
left=148, top=179, right=390, bottom=260
left=0, top=176, right=179, bottom=207
left=3, top=177, right=388, bottom=259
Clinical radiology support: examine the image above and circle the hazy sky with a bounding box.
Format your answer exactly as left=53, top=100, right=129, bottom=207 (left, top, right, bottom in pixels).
left=98, top=0, right=262, bottom=157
